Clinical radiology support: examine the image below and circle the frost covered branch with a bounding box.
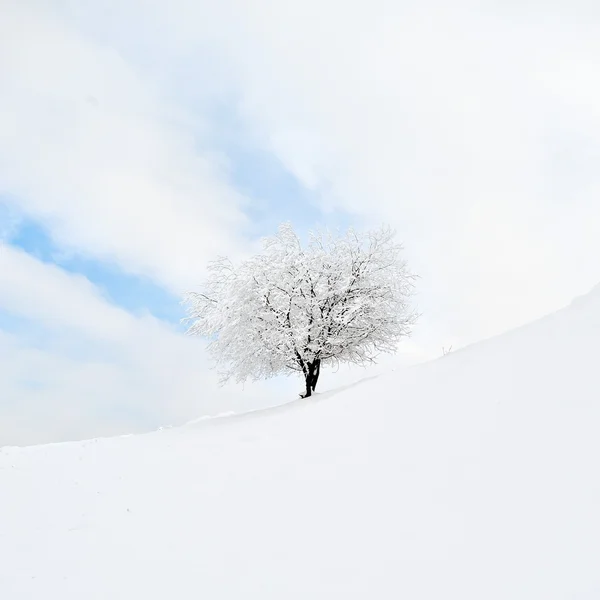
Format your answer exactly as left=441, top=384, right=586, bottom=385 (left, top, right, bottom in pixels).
left=183, top=223, right=418, bottom=398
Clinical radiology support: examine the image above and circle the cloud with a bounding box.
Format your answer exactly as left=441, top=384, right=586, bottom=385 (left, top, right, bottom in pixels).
left=207, top=1, right=600, bottom=344
left=0, top=244, right=285, bottom=446
left=67, top=0, right=595, bottom=347
left=0, top=204, right=21, bottom=241
left=0, top=1, right=250, bottom=293
left=25, top=0, right=600, bottom=347
left=0, top=243, right=134, bottom=341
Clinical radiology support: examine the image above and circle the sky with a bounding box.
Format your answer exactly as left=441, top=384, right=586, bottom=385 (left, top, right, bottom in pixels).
left=1, top=0, right=600, bottom=446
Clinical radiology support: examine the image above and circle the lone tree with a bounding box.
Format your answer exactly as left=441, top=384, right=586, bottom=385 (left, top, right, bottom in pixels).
left=184, top=223, right=417, bottom=398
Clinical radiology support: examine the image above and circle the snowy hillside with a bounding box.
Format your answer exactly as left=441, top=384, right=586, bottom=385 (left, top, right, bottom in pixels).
left=2, top=286, right=600, bottom=599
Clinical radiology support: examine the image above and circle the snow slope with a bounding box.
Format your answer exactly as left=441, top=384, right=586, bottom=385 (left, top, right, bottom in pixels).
left=2, top=286, right=600, bottom=599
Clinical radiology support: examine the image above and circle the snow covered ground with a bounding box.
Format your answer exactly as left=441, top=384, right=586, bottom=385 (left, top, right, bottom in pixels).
left=2, top=285, right=600, bottom=599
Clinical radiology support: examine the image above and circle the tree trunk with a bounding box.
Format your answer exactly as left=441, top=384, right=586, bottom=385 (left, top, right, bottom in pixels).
left=303, top=359, right=321, bottom=398
left=304, top=374, right=312, bottom=398
left=311, top=358, right=321, bottom=391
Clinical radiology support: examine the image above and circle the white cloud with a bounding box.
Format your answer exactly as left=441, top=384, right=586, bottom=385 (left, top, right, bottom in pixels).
left=29, top=0, right=600, bottom=347
left=0, top=244, right=286, bottom=446
left=0, top=1, right=250, bottom=293
left=209, top=1, right=600, bottom=344
left=0, top=204, right=21, bottom=241
left=0, top=243, right=134, bottom=341
left=92, top=0, right=594, bottom=347
left=7, top=1, right=600, bottom=345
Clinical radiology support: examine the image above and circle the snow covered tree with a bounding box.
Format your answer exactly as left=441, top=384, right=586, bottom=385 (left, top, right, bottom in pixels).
left=184, top=223, right=418, bottom=398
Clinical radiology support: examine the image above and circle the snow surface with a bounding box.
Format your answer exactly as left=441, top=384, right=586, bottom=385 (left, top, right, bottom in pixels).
left=2, top=286, right=600, bottom=599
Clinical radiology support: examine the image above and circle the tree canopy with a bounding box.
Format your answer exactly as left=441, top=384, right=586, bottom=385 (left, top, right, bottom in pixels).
left=184, top=223, right=417, bottom=397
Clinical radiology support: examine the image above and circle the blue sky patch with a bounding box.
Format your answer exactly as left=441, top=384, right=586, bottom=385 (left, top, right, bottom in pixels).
left=7, top=214, right=185, bottom=326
